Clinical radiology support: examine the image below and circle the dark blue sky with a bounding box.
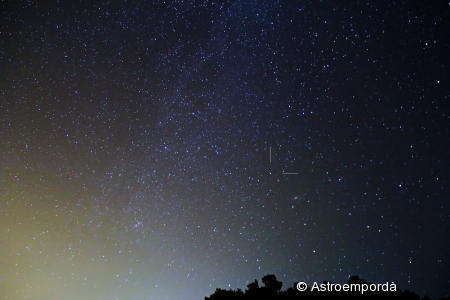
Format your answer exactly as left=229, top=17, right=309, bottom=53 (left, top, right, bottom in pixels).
left=1, top=1, right=449, bottom=299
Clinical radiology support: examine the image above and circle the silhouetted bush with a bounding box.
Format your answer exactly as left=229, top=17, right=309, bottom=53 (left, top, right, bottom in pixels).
left=205, top=274, right=435, bottom=300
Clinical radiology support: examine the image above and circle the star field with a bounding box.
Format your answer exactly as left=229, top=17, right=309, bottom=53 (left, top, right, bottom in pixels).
left=1, top=1, right=449, bottom=299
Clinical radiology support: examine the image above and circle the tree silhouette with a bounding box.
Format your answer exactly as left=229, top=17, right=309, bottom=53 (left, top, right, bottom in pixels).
left=204, top=287, right=245, bottom=300
left=261, top=274, right=283, bottom=295
left=205, top=274, right=436, bottom=300
left=244, top=279, right=262, bottom=298
left=348, top=275, right=367, bottom=285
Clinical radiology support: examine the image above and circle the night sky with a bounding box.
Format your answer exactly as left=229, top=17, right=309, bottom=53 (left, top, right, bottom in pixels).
left=1, top=1, right=449, bottom=299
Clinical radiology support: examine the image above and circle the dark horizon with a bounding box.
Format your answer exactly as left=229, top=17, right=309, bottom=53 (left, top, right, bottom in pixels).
left=205, top=274, right=450, bottom=300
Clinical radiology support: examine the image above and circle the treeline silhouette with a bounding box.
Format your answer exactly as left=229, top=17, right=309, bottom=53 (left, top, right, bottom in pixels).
left=205, top=274, right=449, bottom=300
